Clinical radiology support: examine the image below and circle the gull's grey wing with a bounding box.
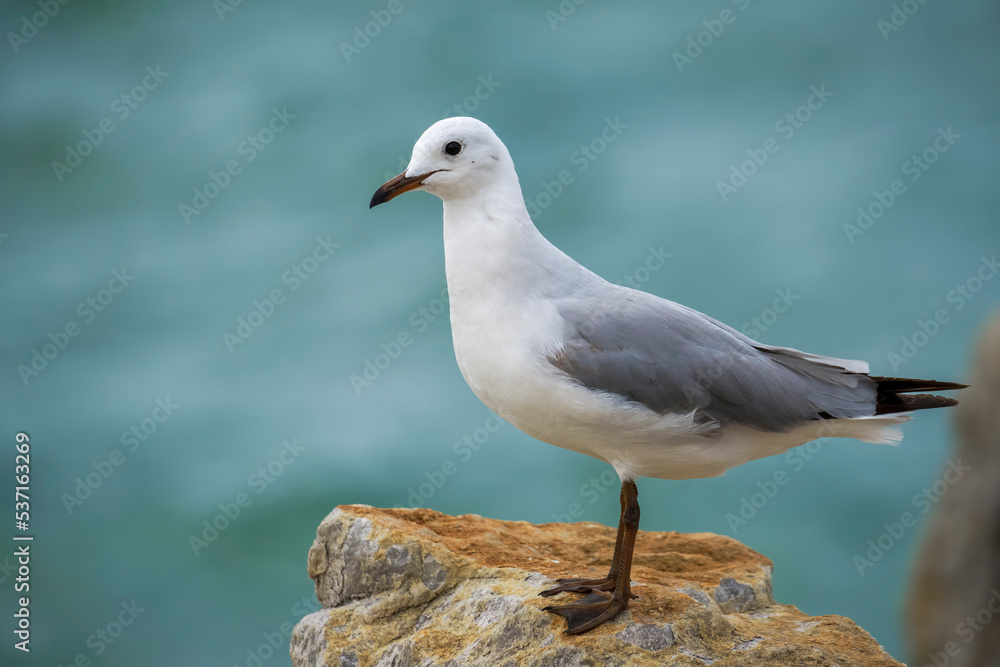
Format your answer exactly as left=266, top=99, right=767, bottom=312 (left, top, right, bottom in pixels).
left=550, top=291, right=877, bottom=432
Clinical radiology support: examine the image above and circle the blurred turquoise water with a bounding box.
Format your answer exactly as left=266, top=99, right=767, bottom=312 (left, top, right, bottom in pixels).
left=1, top=1, right=998, bottom=664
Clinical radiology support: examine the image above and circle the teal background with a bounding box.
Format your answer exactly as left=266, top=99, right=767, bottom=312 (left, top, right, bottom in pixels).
left=1, top=1, right=998, bottom=664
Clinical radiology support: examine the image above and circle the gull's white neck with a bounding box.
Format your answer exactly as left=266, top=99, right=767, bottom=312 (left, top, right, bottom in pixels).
left=440, top=179, right=595, bottom=412
left=441, top=185, right=591, bottom=307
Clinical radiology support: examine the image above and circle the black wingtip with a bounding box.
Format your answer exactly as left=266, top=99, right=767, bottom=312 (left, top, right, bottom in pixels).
left=872, top=376, right=968, bottom=415
left=870, top=376, right=969, bottom=393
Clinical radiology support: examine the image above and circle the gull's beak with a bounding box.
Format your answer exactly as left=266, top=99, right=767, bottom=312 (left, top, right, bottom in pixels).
left=369, top=170, right=437, bottom=208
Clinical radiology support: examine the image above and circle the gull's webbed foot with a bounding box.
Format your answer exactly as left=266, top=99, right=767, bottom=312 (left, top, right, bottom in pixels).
left=542, top=592, right=629, bottom=634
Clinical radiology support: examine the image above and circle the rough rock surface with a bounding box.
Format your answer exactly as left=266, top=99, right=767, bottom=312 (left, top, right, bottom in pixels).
left=907, top=313, right=1000, bottom=666
left=291, top=505, right=901, bottom=666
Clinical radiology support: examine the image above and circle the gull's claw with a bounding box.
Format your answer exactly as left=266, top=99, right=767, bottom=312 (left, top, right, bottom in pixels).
left=542, top=593, right=628, bottom=634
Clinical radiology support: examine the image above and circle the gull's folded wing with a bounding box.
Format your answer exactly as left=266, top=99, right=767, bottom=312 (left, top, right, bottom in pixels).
left=549, top=291, right=882, bottom=432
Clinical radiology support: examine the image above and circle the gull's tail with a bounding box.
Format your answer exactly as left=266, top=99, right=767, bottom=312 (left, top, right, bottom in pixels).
left=871, top=376, right=968, bottom=415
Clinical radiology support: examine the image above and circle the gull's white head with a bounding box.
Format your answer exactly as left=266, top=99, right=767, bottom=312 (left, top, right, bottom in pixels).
left=370, top=117, right=516, bottom=208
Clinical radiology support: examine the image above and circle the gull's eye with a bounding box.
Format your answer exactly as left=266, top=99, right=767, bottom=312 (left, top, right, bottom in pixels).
left=444, top=141, right=462, bottom=156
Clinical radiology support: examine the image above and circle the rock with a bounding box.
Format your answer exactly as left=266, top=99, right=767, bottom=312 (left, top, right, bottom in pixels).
left=907, top=313, right=1000, bottom=666
left=291, top=505, right=901, bottom=666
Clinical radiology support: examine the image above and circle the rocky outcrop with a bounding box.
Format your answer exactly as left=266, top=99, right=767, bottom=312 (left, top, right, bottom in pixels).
left=291, top=505, right=901, bottom=666
left=907, top=314, right=1000, bottom=666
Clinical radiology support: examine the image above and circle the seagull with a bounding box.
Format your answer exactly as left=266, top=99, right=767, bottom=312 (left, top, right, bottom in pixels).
left=369, top=117, right=966, bottom=634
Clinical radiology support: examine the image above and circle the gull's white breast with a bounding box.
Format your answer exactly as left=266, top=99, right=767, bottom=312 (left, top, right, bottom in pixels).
left=441, top=203, right=724, bottom=478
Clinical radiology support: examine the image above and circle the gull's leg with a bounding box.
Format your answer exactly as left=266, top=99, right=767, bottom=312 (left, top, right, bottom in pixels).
left=539, top=490, right=626, bottom=597
left=542, top=481, right=640, bottom=634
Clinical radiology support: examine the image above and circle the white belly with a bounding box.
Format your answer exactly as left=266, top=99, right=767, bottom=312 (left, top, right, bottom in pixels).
left=447, top=290, right=733, bottom=480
